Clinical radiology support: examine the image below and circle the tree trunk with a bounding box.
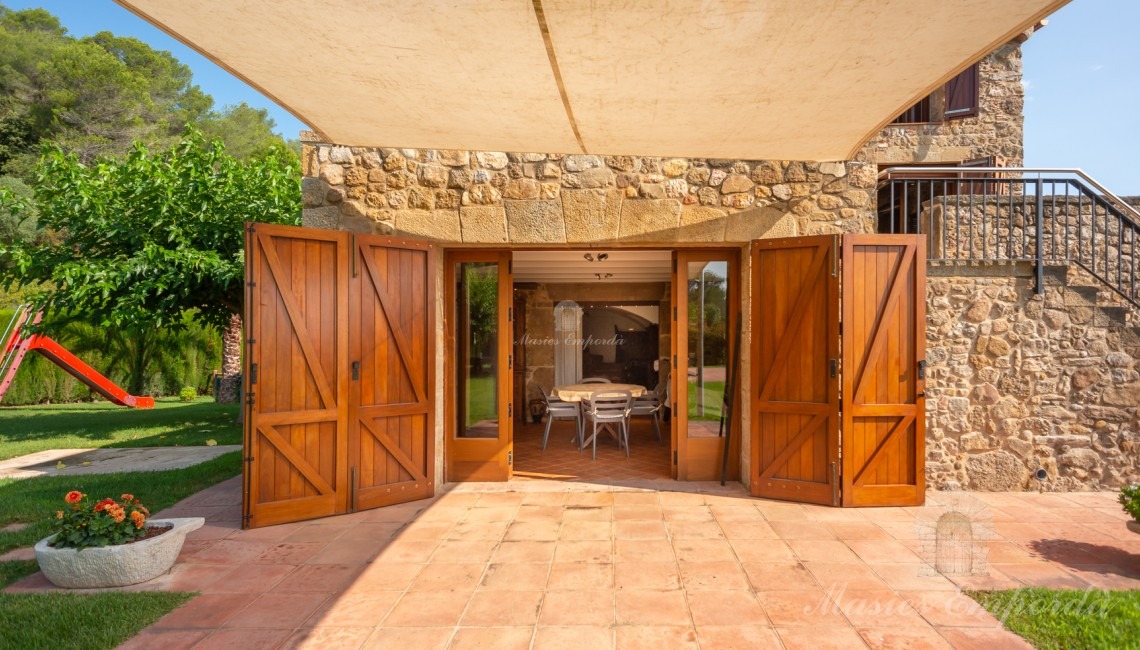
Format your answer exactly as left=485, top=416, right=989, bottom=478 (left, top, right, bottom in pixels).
left=217, top=313, right=242, bottom=404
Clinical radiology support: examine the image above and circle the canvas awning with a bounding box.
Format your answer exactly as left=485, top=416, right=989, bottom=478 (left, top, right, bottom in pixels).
left=117, top=0, right=1064, bottom=161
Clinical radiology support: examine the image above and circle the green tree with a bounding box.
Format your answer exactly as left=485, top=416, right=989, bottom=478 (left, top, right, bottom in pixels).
left=200, top=103, right=297, bottom=162
left=2, top=127, right=301, bottom=402
left=0, top=176, right=36, bottom=244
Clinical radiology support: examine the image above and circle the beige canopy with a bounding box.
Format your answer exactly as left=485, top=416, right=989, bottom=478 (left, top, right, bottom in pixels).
left=117, top=0, right=1064, bottom=160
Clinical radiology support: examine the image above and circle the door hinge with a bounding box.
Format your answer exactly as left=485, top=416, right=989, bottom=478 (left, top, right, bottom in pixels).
left=831, top=235, right=839, bottom=277
left=246, top=338, right=256, bottom=345
left=352, top=360, right=360, bottom=380
left=673, top=258, right=677, bottom=273
left=244, top=456, right=255, bottom=463
left=246, top=281, right=256, bottom=288
left=917, top=360, right=927, bottom=380
left=249, top=363, right=258, bottom=385
left=829, top=359, right=837, bottom=379
left=508, top=402, right=512, bottom=417
left=830, top=461, right=839, bottom=506
left=242, top=514, right=253, bottom=523
left=508, top=260, right=513, bottom=274
left=673, top=355, right=677, bottom=369
left=508, top=306, right=513, bottom=322
left=245, top=392, right=255, bottom=405
left=508, top=354, right=512, bottom=370
left=673, top=306, right=677, bottom=321
left=245, top=224, right=256, bottom=233
left=350, top=233, right=358, bottom=277
left=507, top=450, right=513, bottom=466
left=673, top=450, right=678, bottom=465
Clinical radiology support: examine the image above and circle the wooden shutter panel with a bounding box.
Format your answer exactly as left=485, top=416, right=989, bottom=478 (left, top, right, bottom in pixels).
left=944, top=64, right=978, bottom=120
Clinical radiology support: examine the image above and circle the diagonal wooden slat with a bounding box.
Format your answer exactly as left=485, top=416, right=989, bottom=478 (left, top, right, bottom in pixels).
left=758, top=243, right=829, bottom=403
left=852, top=245, right=915, bottom=404
left=257, top=423, right=336, bottom=496
left=359, top=417, right=427, bottom=481
left=758, top=413, right=828, bottom=481
left=258, top=233, right=337, bottom=410
left=359, top=245, right=428, bottom=405
left=852, top=414, right=915, bottom=487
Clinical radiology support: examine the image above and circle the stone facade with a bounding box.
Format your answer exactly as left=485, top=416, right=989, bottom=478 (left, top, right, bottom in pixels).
left=301, top=145, right=877, bottom=243
left=926, top=268, right=1140, bottom=491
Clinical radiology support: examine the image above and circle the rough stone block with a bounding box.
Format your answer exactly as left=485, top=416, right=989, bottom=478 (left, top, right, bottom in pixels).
left=724, top=206, right=796, bottom=241
left=459, top=206, right=508, bottom=243
left=394, top=209, right=461, bottom=241
left=678, top=206, right=727, bottom=242
left=617, top=199, right=682, bottom=242
left=505, top=199, right=566, bottom=243
left=562, top=189, right=622, bottom=243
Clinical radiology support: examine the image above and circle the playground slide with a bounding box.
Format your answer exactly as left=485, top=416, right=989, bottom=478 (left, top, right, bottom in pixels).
left=0, top=307, right=154, bottom=408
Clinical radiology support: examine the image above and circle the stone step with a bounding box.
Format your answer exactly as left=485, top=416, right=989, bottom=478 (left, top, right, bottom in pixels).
left=1096, top=306, right=1132, bottom=326
left=1064, top=284, right=1101, bottom=307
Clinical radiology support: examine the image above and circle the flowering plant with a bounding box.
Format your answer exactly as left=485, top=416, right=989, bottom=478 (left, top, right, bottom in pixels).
left=53, top=491, right=152, bottom=550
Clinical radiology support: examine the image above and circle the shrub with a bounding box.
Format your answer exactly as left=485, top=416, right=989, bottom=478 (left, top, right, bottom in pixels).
left=178, top=386, right=197, bottom=402
left=1120, top=484, right=1140, bottom=522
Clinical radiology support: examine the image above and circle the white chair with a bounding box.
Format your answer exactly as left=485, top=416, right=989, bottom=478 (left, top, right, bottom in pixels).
left=539, top=385, right=580, bottom=451
left=630, top=372, right=668, bottom=444
left=581, top=389, right=633, bottom=459
left=580, top=377, right=611, bottom=384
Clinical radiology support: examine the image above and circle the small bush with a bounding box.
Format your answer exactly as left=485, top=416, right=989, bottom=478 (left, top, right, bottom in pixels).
left=178, top=386, right=197, bottom=402
left=1120, top=484, right=1140, bottom=522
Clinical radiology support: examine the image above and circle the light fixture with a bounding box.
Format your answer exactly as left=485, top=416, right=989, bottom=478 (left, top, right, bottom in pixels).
left=583, top=253, right=594, bottom=262
left=597, top=253, right=609, bottom=261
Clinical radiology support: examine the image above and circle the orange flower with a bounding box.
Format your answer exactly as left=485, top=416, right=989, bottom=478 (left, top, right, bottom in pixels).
left=138, top=506, right=150, bottom=516
left=121, top=493, right=134, bottom=502
left=65, top=491, right=83, bottom=504
left=56, top=510, right=64, bottom=519
left=94, top=498, right=115, bottom=513
left=108, top=505, right=126, bottom=523
left=130, top=510, right=146, bottom=529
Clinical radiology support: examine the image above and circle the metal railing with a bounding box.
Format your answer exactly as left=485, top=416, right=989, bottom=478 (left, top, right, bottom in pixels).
left=0, top=305, right=29, bottom=382
left=878, top=167, right=1140, bottom=307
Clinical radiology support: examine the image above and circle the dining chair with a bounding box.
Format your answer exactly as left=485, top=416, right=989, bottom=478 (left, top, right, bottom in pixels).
left=580, top=377, right=611, bottom=384
left=539, top=384, right=580, bottom=451
left=630, top=372, right=668, bottom=444
left=581, top=389, right=632, bottom=459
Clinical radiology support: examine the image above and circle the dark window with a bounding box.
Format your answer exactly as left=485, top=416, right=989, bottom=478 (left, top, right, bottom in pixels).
left=891, top=96, right=931, bottom=124
left=944, top=64, right=979, bottom=119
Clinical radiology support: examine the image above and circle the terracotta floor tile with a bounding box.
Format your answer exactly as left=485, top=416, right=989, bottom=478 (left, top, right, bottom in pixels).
left=449, top=626, right=535, bottom=650
left=613, top=505, right=665, bottom=521
left=477, top=492, right=527, bottom=507
left=667, top=520, right=725, bottom=539
left=1065, top=565, right=1140, bottom=590
left=447, top=520, right=509, bottom=541
left=756, top=589, right=847, bottom=627
left=614, top=561, right=681, bottom=591
left=827, top=522, right=893, bottom=541
left=417, top=505, right=476, bottom=523
left=709, top=505, right=765, bottom=522
left=394, top=521, right=454, bottom=541
left=191, top=539, right=273, bottom=565
left=614, top=625, right=700, bottom=650
left=728, top=538, right=797, bottom=563
left=871, top=564, right=959, bottom=592
left=846, top=539, right=922, bottom=564
left=362, top=626, right=453, bottom=650
left=935, top=626, right=1034, bottom=649
left=857, top=626, right=953, bottom=650
left=547, top=562, right=614, bottom=590
left=947, top=567, right=1023, bottom=592
left=721, top=521, right=780, bottom=540
left=830, top=589, right=925, bottom=627
left=616, top=589, right=691, bottom=625
left=373, top=539, right=439, bottom=563
left=662, top=505, right=714, bottom=522
left=203, top=563, right=294, bottom=593
left=117, top=628, right=210, bottom=650
left=615, top=520, right=667, bottom=539
left=563, top=505, right=613, bottom=522
left=480, top=562, right=551, bottom=590
left=464, top=506, right=518, bottom=523
left=280, top=626, right=373, bottom=650
left=565, top=492, right=616, bottom=507
left=306, top=541, right=383, bottom=565
left=383, top=590, right=473, bottom=627
left=196, top=627, right=293, bottom=650
left=743, top=561, right=820, bottom=591
left=304, top=591, right=402, bottom=627
left=560, top=520, right=613, bottom=540
left=282, top=524, right=355, bottom=543
left=788, top=539, right=860, bottom=563
left=775, top=625, right=869, bottom=650
left=686, top=590, right=768, bottom=626
left=534, top=625, right=614, bottom=650
left=553, top=539, right=613, bottom=563
left=504, top=519, right=562, bottom=541
left=154, top=562, right=236, bottom=592
left=253, top=542, right=327, bottom=565
left=271, top=564, right=362, bottom=593
left=521, top=491, right=570, bottom=506
left=335, top=523, right=402, bottom=544
left=615, top=538, right=675, bottom=562
left=409, top=563, right=485, bottom=592
left=517, top=505, right=566, bottom=521
left=462, top=589, right=544, bottom=626
left=672, top=538, right=737, bottom=563
left=695, top=625, right=781, bottom=649
left=492, top=540, right=557, bottom=563
left=151, top=593, right=257, bottom=629
left=678, top=560, right=750, bottom=591
left=539, top=589, right=616, bottom=626
left=432, top=538, right=500, bottom=563
left=993, top=562, right=1093, bottom=588
left=346, top=562, right=423, bottom=592
left=223, top=592, right=330, bottom=629
left=898, top=591, right=1000, bottom=628
left=805, top=562, right=890, bottom=591
left=769, top=520, right=837, bottom=540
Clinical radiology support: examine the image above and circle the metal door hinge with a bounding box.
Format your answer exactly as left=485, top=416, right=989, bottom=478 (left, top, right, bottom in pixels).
left=352, top=361, right=360, bottom=380
left=245, top=392, right=255, bottom=405
left=242, top=514, right=253, bottom=523
left=246, top=281, right=256, bottom=288
left=508, top=354, right=512, bottom=370
left=244, top=456, right=255, bottom=463
left=245, top=224, right=256, bottom=233
left=673, top=450, right=678, bottom=465
left=507, top=450, right=513, bottom=466
left=829, top=359, right=837, bottom=379
left=830, top=462, right=839, bottom=506
left=672, top=355, right=677, bottom=369
left=831, top=235, right=839, bottom=276
left=249, top=363, right=258, bottom=385
left=350, top=234, right=358, bottom=277
left=673, top=306, right=677, bottom=321
left=508, top=402, right=513, bottom=417
left=917, top=360, right=927, bottom=380
left=246, top=338, right=256, bottom=345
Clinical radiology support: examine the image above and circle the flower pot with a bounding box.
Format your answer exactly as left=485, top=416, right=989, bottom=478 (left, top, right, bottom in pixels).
left=1128, top=520, right=1140, bottom=535
left=35, top=517, right=204, bottom=589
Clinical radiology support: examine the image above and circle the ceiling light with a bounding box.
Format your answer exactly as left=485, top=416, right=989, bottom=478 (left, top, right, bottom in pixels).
left=598, top=253, right=609, bottom=261
left=583, top=253, right=594, bottom=262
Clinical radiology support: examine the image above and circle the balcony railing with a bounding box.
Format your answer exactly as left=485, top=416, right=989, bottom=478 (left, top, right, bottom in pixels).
left=877, top=167, right=1140, bottom=307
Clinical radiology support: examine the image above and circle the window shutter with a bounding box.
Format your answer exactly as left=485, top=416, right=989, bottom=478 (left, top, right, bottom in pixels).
left=944, top=64, right=979, bottom=120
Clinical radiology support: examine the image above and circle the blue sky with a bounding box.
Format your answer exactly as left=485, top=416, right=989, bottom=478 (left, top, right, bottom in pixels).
left=5, top=1, right=1138, bottom=194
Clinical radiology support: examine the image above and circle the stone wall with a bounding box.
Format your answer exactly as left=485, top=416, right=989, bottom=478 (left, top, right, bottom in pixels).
left=925, top=270, right=1140, bottom=491
left=860, top=43, right=1025, bottom=167
left=301, top=145, right=877, bottom=242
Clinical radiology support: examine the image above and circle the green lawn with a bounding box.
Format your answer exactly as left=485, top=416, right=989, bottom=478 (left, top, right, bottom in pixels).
left=0, top=591, right=195, bottom=649
left=687, top=379, right=725, bottom=421
left=465, top=375, right=496, bottom=427
left=0, top=397, right=241, bottom=460
left=969, top=588, right=1140, bottom=650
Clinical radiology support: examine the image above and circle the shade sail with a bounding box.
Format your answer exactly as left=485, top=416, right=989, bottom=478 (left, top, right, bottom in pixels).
left=117, top=0, right=1064, bottom=160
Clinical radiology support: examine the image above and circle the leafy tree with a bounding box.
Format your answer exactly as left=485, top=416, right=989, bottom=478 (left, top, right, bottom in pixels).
left=3, top=127, right=301, bottom=402
left=200, top=103, right=297, bottom=162
left=0, top=176, right=36, bottom=244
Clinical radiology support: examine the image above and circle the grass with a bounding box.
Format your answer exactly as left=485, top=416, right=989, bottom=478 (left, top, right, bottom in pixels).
left=0, top=559, right=38, bottom=587
left=0, top=591, right=195, bottom=649
left=464, top=374, right=496, bottom=427
left=968, top=588, right=1140, bottom=650
left=0, top=397, right=241, bottom=460
left=687, top=379, right=725, bottom=421
left=0, top=451, right=241, bottom=555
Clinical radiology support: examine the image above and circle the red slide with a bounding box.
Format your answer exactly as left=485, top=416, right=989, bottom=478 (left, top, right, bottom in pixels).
left=0, top=307, right=154, bottom=408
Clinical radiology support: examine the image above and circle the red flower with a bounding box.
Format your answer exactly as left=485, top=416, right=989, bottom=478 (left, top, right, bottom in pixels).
left=121, top=493, right=134, bottom=502
left=93, top=498, right=115, bottom=513
left=65, top=491, right=83, bottom=504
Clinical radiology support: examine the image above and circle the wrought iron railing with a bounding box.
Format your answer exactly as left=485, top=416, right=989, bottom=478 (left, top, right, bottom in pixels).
left=878, top=167, right=1140, bottom=307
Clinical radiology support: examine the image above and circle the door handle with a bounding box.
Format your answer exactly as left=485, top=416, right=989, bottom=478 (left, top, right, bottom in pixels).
left=917, top=360, right=927, bottom=380
left=352, top=361, right=360, bottom=380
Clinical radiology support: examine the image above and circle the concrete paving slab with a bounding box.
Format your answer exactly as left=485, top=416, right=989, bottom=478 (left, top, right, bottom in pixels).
left=0, top=446, right=242, bottom=479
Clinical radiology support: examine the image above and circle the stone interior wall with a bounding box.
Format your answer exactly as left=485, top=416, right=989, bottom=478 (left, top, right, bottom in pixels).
left=301, top=145, right=877, bottom=243
left=925, top=271, right=1140, bottom=491
left=860, top=43, right=1025, bottom=168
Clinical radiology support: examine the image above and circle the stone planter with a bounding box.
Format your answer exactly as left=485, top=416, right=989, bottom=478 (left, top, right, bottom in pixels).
left=1128, top=520, right=1140, bottom=535
left=35, top=517, right=203, bottom=589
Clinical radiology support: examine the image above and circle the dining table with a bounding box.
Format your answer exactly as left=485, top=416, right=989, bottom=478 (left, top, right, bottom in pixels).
left=553, top=383, right=646, bottom=449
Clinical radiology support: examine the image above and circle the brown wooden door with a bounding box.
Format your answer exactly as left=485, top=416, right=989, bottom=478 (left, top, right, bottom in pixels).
left=244, top=224, right=349, bottom=527
left=349, top=235, right=436, bottom=511
left=446, top=251, right=514, bottom=481
left=841, top=234, right=926, bottom=506
left=750, top=236, right=840, bottom=505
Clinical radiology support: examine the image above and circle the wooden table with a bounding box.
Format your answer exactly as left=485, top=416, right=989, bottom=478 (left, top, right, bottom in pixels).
left=553, top=383, right=646, bottom=449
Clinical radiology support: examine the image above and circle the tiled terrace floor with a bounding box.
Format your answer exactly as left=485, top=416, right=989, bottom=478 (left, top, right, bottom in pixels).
left=513, top=419, right=672, bottom=481
left=8, top=478, right=1139, bottom=649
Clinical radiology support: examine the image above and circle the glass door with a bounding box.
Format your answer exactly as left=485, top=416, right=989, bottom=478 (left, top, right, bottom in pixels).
left=446, top=251, right=513, bottom=481
left=673, top=249, right=741, bottom=481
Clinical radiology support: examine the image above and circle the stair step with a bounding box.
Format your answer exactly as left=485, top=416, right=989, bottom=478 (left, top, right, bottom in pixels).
left=1094, top=306, right=1131, bottom=327
left=1064, top=285, right=1101, bottom=307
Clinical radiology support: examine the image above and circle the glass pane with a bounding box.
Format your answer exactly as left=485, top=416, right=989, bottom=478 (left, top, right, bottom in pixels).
left=457, top=262, right=499, bottom=438
left=687, top=260, right=728, bottom=438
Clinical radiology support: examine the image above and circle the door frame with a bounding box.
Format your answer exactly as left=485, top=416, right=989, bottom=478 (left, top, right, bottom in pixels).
left=444, top=249, right=514, bottom=481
